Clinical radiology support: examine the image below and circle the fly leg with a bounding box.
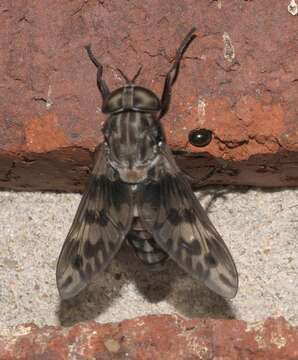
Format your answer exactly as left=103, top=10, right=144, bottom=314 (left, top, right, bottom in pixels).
left=196, top=166, right=217, bottom=184
left=85, top=44, right=110, bottom=101
left=159, top=27, right=197, bottom=120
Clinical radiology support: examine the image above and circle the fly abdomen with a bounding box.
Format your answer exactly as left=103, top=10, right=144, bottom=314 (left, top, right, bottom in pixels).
left=127, top=217, right=168, bottom=269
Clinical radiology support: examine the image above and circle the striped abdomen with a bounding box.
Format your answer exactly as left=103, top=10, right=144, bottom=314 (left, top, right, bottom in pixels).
left=127, top=217, right=168, bottom=269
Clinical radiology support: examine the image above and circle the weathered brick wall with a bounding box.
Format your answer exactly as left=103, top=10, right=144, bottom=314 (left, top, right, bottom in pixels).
left=0, top=316, right=297, bottom=359
left=1, top=1, right=297, bottom=191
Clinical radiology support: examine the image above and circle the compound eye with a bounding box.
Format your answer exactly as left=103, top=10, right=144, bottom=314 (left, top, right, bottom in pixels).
left=133, top=86, right=161, bottom=111
left=102, top=89, right=123, bottom=113
left=188, top=128, right=213, bottom=147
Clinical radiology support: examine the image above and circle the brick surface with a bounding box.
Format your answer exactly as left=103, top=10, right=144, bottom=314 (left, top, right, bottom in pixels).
left=1, top=0, right=297, bottom=191
left=0, top=316, right=297, bottom=359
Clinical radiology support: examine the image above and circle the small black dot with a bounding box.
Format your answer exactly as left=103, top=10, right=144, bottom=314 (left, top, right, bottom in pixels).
left=183, top=209, right=196, bottom=223
left=114, top=273, right=122, bottom=280
left=85, top=209, right=96, bottom=223
left=188, top=128, right=212, bottom=147
left=179, top=237, right=202, bottom=255
left=72, top=255, right=83, bottom=269
left=190, top=239, right=202, bottom=255
left=207, top=238, right=223, bottom=257
left=84, top=240, right=93, bottom=259
left=98, top=209, right=109, bottom=226
left=167, top=208, right=182, bottom=225
left=204, top=253, right=217, bottom=268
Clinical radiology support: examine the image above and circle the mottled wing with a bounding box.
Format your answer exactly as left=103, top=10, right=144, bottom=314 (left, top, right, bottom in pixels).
left=137, top=146, right=238, bottom=299
left=56, top=145, right=133, bottom=299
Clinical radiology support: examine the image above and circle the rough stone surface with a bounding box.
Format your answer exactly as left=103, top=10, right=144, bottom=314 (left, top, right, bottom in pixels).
left=0, top=316, right=297, bottom=359
left=1, top=189, right=297, bottom=331
left=0, top=0, right=297, bottom=191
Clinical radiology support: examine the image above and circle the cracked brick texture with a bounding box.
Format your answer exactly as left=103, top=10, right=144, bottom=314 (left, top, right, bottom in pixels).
left=0, top=0, right=298, bottom=191
left=0, top=315, right=298, bottom=360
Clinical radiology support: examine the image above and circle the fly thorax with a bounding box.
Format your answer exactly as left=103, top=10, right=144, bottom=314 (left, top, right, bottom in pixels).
left=104, top=112, right=163, bottom=184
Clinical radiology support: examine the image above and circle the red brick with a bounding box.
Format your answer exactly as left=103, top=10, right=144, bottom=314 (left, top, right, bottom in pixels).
left=0, top=0, right=297, bottom=190
left=0, top=316, right=297, bottom=359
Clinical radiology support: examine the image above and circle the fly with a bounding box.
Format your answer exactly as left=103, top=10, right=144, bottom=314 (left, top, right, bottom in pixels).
left=56, top=28, right=238, bottom=300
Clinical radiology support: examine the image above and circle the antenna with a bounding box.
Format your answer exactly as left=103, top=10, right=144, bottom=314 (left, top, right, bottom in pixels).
left=116, top=65, right=143, bottom=83
left=131, top=65, right=143, bottom=82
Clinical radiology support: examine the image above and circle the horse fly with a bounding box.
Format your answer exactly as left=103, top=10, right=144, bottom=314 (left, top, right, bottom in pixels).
left=56, top=28, right=238, bottom=300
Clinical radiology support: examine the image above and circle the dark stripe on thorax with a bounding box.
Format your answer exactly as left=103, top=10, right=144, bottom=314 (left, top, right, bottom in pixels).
left=120, top=112, right=128, bottom=144
left=128, top=112, right=138, bottom=145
